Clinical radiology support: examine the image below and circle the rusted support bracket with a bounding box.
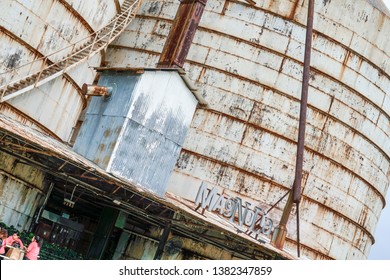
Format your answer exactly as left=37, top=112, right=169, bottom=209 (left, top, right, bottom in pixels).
left=157, top=0, right=208, bottom=68
left=81, top=83, right=113, bottom=97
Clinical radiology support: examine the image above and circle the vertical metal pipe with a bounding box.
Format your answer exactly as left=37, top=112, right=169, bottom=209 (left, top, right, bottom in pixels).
left=293, top=0, right=315, bottom=203
left=271, top=0, right=315, bottom=252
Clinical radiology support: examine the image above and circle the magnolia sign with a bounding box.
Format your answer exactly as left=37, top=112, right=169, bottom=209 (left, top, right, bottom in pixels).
left=194, top=183, right=274, bottom=239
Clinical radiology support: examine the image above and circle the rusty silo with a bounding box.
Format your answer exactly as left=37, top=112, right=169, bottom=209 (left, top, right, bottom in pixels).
left=0, top=0, right=141, bottom=230
left=105, top=0, right=390, bottom=259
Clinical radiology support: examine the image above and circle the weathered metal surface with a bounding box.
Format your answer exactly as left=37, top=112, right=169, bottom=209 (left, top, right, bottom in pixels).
left=0, top=113, right=294, bottom=260
left=0, top=27, right=88, bottom=140
left=109, top=0, right=390, bottom=259
left=157, top=0, right=207, bottom=68
left=67, top=54, right=102, bottom=88
left=0, top=0, right=123, bottom=140
left=0, top=26, right=89, bottom=108
left=0, top=151, right=46, bottom=231
left=0, top=0, right=142, bottom=104
left=0, top=27, right=43, bottom=84
left=110, top=121, right=183, bottom=195
left=74, top=70, right=198, bottom=196
left=273, top=0, right=316, bottom=255
left=73, top=72, right=140, bottom=164
left=0, top=103, right=62, bottom=140
left=135, top=207, right=273, bottom=260
left=123, top=231, right=235, bottom=260
left=62, top=0, right=124, bottom=31
left=367, top=0, right=390, bottom=16
left=6, top=76, right=85, bottom=141
left=81, top=84, right=112, bottom=97
left=0, top=0, right=90, bottom=61
left=292, top=0, right=314, bottom=204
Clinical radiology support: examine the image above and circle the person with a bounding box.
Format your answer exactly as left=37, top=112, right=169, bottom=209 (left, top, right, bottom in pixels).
left=0, top=230, right=8, bottom=260
left=24, top=236, right=42, bottom=260
left=5, top=232, right=24, bottom=250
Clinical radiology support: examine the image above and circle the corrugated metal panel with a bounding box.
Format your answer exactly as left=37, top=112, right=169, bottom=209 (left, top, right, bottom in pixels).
left=74, top=115, right=127, bottom=167
left=74, top=70, right=198, bottom=196
left=110, top=119, right=183, bottom=195
left=128, top=71, right=198, bottom=145
left=94, top=72, right=141, bottom=118
left=73, top=72, right=140, bottom=166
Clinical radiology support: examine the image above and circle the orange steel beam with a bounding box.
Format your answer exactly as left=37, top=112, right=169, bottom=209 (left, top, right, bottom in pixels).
left=157, top=0, right=207, bottom=68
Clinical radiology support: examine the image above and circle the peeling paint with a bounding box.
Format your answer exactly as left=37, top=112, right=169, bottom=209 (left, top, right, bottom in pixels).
left=0, top=152, right=46, bottom=232
left=114, top=0, right=390, bottom=259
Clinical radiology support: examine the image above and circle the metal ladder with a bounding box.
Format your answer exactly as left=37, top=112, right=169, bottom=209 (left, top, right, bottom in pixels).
left=0, top=0, right=142, bottom=103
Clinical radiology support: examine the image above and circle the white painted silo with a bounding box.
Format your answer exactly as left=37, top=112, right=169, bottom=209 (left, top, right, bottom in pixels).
left=106, top=0, right=390, bottom=259
left=0, top=0, right=140, bottom=140
left=0, top=0, right=141, bottom=230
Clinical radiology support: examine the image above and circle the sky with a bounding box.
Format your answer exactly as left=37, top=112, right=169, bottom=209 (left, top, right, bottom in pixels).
left=368, top=0, right=390, bottom=260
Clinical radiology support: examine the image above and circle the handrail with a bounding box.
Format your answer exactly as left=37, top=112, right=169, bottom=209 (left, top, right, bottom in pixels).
left=0, top=2, right=135, bottom=76
left=0, top=0, right=142, bottom=102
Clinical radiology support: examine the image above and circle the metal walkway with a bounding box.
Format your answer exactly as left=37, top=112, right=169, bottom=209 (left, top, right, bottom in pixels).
left=0, top=0, right=142, bottom=103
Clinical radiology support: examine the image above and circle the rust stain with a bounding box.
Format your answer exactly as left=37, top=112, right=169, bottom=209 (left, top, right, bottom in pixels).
left=0, top=176, right=6, bottom=197
left=57, top=0, right=95, bottom=33
left=289, top=0, right=300, bottom=19
left=0, top=164, right=45, bottom=194
left=339, top=50, right=350, bottom=80
left=114, top=0, right=121, bottom=14
left=0, top=26, right=43, bottom=60
left=0, top=26, right=86, bottom=108
left=157, top=0, right=207, bottom=68
left=187, top=60, right=390, bottom=169
left=285, top=239, right=334, bottom=259
left=197, top=67, right=207, bottom=82
left=178, top=148, right=291, bottom=190
left=103, top=129, right=113, bottom=138
left=222, top=0, right=230, bottom=16
left=98, top=143, right=106, bottom=152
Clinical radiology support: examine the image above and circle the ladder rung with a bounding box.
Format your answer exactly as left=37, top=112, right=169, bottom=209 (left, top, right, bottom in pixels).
left=9, top=84, right=21, bottom=90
